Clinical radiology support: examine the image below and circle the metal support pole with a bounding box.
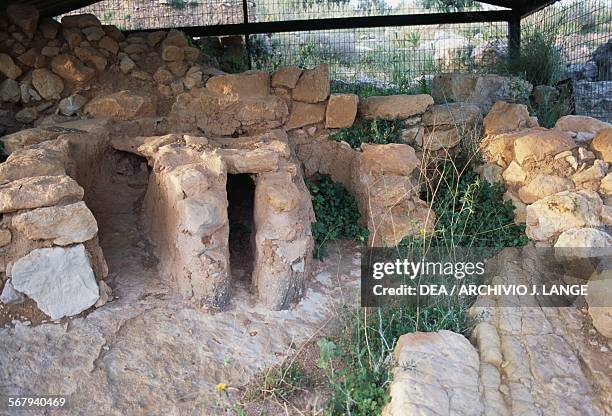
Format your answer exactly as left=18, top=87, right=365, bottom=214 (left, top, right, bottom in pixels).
left=242, top=0, right=252, bottom=70
left=508, top=12, right=521, bottom=63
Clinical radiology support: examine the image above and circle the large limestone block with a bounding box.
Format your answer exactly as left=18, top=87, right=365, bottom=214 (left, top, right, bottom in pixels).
left=587, top=267, right=612, bottom=338
left=513, top=128, right=576, bottom=165
left=291, top=64, right=330, bottom=103
left=554, top=227, right=612, bottom=259
left=32, top=68, right=64, bottom=100
left=178, top=193, right=227, bottom=237
left=12, top=202, right=98, bottom=246
left=286, top=101, right=326, bottom=130
left=555, top=115, right=611, bottom=142
left=10, top=245, right=99, bottom=320
left=383, top=330, right=484, bottom=416
left=518, top=174, right=575, bottom=204
left=206, top=71, right=270, bottom=97
left=271, top=66, right=303, bottom=89
left=0, top=175, right=84, bottom=214
left=418, top=128, right=461, bottom=151
left=0, top=148, right=67, bottom=185
left=421, top=102, right=482, bottom=128
left=325, top=93, right=358, bottom=129
left=360, top=143, right=419, bottom=176
left=591, top=128, right=612, bottom=163
left=526, top=190, right=602, bottom=241
left=483, top=101, right=538, bottom=135
left=84, top=90, right=157, bottom=120
left=51, top=54, right=95, bottom=83
left=359, top=94, right=433, bottom=120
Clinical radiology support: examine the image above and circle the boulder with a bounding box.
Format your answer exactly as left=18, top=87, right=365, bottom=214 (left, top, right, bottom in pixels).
left=0, top=279, right=25, bottom=305
left=383, top=330, right=483, bottom=416
left=476, top=163, right=503, bottom=184
left=418, top=128, right=461, bottom=151
left=0, top=79, right=20, bottom=103
left=0, top=53, right=23, bottom=80
left=572, top=159, right=608, bottom=186
left=502, top=161, right=527, bottom=185
left=51, top=54, right=95, bottom=83
left=325, top=93, right=358, bottom=129
left=84, top=90, right=157, bottom=120
left=513, top=128, right=576, bottom=164
left=0, top=175, right=84, bottom=214
left=591, top=128, right=612, bottom=163
left=587, top=267, right=612, bottom=338
left=360, top=144, right=419, bottom=176
left=483, top=101, right=538, bottom=135
left=359, top=94, right=433, bottom=120
left=10, top=245, right=100, bottom=320
left=12, top=201, right=98, bottom=246
left=206, top=71, right=270, bottom=97
left=119, top=56, right=135, bottom=74
left=98, top=36, right=119, bottom=54
left=286, top=101, right=326, bottom=130
left=555, top=115, right=611, bottom=142
left=518, top=174, right=575, bottom=204
left=421, top=102, right=482, bottom=128
left=432, top=73, right=532, bottom=112
left=526, top=190, right=602, bottom=241
left=6, top=4, right=39, bottom=38
left=82, top=26, right=105, bottom=42
left=271, top=66, right=303, bottom=89
left=61, top=13, right=101, bottom=28
left=31, top=68, right=64, bottom=100
left=161, top=45, right=184, bottom=62
left=58, top=94, right=88, bottom=116
left=291, top=64, right=330, bottom=103
left=74, top=46, right=107, bottom=72
left=554, top=227, right=612, bottom=259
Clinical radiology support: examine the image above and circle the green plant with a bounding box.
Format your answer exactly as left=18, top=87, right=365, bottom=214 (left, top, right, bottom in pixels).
left=329, top=118, right=404, bottom=149
left=306, top=174, right=368, bottom=259
left=246, top=361, right=309, bottom=402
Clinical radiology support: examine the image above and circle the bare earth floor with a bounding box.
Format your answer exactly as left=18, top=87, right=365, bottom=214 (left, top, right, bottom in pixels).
left=0, top=155, right=361, bottom=416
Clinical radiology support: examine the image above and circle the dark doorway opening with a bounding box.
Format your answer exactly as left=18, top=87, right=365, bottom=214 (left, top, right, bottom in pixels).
left=226, top=173, right=256, bottom=286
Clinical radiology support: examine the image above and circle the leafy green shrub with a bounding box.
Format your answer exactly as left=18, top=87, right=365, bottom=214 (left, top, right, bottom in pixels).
left=417, top=159, right=528, bottom=251
left=329, top=118, right=404, bottom=149
left=320, top=304, right=471, bottom=415
left=306, top=174, right=368, bottom=258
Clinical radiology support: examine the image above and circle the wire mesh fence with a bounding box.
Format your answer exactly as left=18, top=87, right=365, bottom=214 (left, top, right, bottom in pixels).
left=61, top=0, right=611, bottom=120
left=524, top=0, right=612, bottom=121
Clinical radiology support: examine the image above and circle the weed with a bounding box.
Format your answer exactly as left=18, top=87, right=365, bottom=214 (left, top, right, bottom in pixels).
left=246, top=361, right=310, bottom=402
left=329, top=118, right=404, bottom=149
left=306, top=174, right=368, bottom=259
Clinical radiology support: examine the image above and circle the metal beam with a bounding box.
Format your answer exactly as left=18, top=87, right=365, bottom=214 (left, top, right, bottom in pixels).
left=128, top=10, right=511, bottom=36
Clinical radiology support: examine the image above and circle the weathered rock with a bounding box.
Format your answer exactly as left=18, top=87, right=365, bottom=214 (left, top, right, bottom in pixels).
left=31, top=68, right=64, bottom=100
left=504, top=190, right=527, bottom=224
left=51, top=54, right=95, bottom=83
left=422, top=102, right=482, bottom=128
left=502, top=161, right=527, bottom=185
left=39, top=18, right=60, bottom=40
left=555, top=115, right=611, bottom=142
left=119, top=55, right=135, bottom=74
left=601, top=173, right=612, bottom=195
left=271, top=66, right=303, bottom=89
left=98, top=36, right=119, bottom=54
left=0, top=229, right=11, bottom=247
left=554, top=228, right=612, bottom=260
left=0, top=53, right=23, bottom=79
left=483, top=101, right=538, bottom=135
left=360, top=144, right=419, bottom=176
left=587, top=267, right=612, bottom=338
left=591, top=128, right=612, bottom=163
left=61, top=13, right=101, bottom=28
left=82, top=26, right=105, bottom=42
left=6, top=4, right=39, bottom=38
left=513, top=128, right=576, bottom=164
left=161, top=29, right=189, bottom=48
left=360, top=94, right=433, bottom=120
left=0, top=79, right=20, bottom=102
left=11, top=245, right=99, bottom=320
left=182, top=46, right=199, bottom=62
left=325, top=93, right=358, bottom=129
left=94, top=280, right=113, bottom=308
left=84, top=90, right=156, bottom=120
left=526, top=190, right=603, bottom=241
left=383, top=330, right=483, bottom=416
left=0, top=175, right=84, bottom=214
left=153, top=68, right=173, bottom=85
left=58, top=94, right=88, bottom=116
left=286, top=101, right=326, bottom=130
left=74, top=46, right=107, bottom=72
left=572, top=159, right=608, bottom=186
left=12, top=201, right=98, bottom=246
left=206, top=71, right=270, bottom=97
left=518, top=174, right=575, bottom=204
left=432, top=73, right=532, bottom=112
left=0, top=279, right=25, bottom=305
left=291, top=64, right=330, bottom=103
left=14, top=107, right=38, bottom=124
left=476, top=163, right=503, bottom=184
left=418, top=128, right=461, bottom=151
left=161, top=44, right=184, bottom=62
